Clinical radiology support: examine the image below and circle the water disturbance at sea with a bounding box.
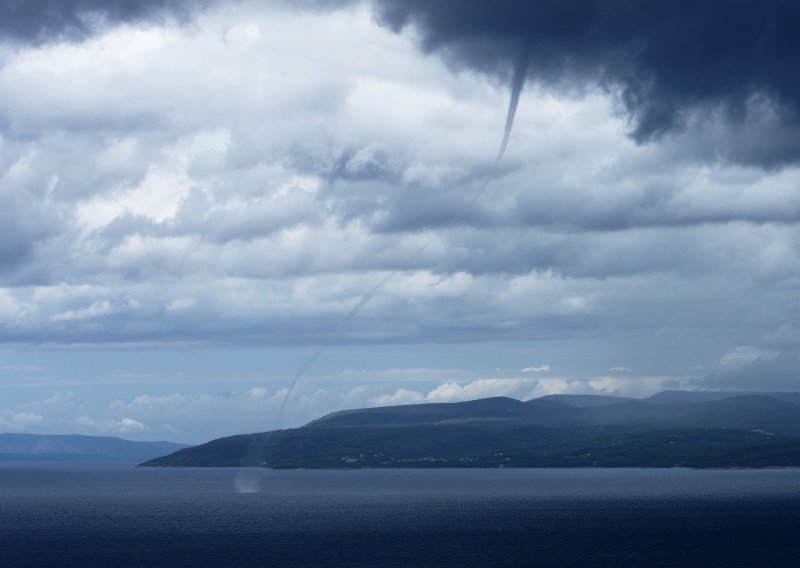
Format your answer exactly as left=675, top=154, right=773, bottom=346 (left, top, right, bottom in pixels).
left=2, top=467, right=800, bottom=567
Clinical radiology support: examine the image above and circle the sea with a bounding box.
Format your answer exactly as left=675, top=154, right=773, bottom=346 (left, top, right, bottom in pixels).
left=1, top=466, right=799, bottom=567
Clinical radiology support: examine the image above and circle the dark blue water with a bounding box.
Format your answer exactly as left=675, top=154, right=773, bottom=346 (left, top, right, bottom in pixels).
left=2, top=467, right=800, bottom=567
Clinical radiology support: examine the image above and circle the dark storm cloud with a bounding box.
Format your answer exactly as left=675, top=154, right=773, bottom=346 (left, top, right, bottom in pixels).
left=0, top=0, right=211, bottom=44
left=371, top=0, right=800, bottom=165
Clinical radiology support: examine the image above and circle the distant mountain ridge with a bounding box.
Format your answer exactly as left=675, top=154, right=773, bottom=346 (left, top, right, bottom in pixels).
left=0, top=434, right=189, bottom=463
left=307, top=393, right=800, bottom=435
left=142, top=390, right=800, bottom=469
left=531, top=394, right=637, bottom=407
left=644, top=390, right=800, bottom=405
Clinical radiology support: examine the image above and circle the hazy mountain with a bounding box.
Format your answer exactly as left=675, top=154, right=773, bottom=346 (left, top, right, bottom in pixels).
left=645, top=390, right=800, bottom=406
left=304, top=394, right=800, bottom=435
left=141, top=391, right=800, bottom=469
left=529, top=394, right=636, bottom=407
left=307, top=397, right=535, bottom=427
left=0, top=434, right=189, bottom=463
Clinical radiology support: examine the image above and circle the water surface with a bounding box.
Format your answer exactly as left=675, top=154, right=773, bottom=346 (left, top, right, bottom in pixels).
left=2, top=467, right=799, bottom=567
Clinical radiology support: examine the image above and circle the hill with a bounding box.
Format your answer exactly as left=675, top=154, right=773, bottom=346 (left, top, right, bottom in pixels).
left=645, top=390, right=800, bottom=405
left=140, top=391, right=800, bottom=469
left=0, top=433, right=189, bottom=463
left=530, top=394, right=636, bottom=407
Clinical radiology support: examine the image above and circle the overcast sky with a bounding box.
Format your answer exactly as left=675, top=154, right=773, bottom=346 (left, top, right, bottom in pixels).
left=2, top=0, right=800, bottom=443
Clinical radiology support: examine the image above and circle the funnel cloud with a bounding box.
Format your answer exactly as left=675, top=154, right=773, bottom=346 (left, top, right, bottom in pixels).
left=371, top=0, right=800, bottom=166
left=252, top=40, right=530, bottom=464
